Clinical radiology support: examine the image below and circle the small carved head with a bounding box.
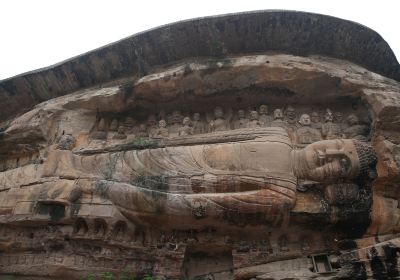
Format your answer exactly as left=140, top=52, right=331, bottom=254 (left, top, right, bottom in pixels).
left=159, top=119, right=167, bottom=128
left=259, top=104, right=268, bottom=115
left=347, top=114, right=359, bottom=126
left=183, top=117, right=191, bottom=126
left=324, top=109, right=334, bottom=122
left=193, top=112, right=201, bottom=121
left=139, top=123, right=147, bottom=132
left=311, top=111, right=320, bottom=123
left=117, top=125, right=125, bottom=134
left=299, top=114, right=311, bottom=126
left=238, top=109, right=246, bottom=119
left=274, top=109, right=283, bottom=120
left=334, top=112, right=344, bottom=123
left=249, top=110, right=259, bottom=121
left=286, top=106, right=296, bottom=119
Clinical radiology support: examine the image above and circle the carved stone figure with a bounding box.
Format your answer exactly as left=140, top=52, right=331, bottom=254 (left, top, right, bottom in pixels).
left=295, top=114, right=322, bottom=144
left=168, top=110, right=184, bottom=136
left=234, top=109, right=249, bottom=129
left=0, top=10, right=398, bottom=280
left=136, top=123, right=148, bottom=138
left=334, top=112, right=347, bottom=131
left=179, top=117, right=194, bottom=136
left=259, top=104, right=272, bottom=127
left=322, top=109, right=342, bottom=139
left=123, top=117, right=137, bottom=134
left=344, top=114, right=370, bottom=141
left=208, top=106, right=229, bottom=132
left=92, top=117, right=107, bottom=139
left=47, top=129, right=376, bottom=228
left=192, top=113, right=205, bottom=134
left=310, top=111, right=322, bottom=130
left=270, top=109, right=287, bottom=128
left=109, top=119, right=119, bottom=131
left=285, top=106, right=298, bottom=126
left=97, top=118, right=107, bottom=131
left=154, top=120, right=169, bottom=138
left=113, top=125, right=127, bottom=139
left=247, top=110, right=261, bottom=128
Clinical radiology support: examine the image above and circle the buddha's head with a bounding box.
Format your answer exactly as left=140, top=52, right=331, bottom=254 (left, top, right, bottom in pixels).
left=293, top=139, right=377, bottom=183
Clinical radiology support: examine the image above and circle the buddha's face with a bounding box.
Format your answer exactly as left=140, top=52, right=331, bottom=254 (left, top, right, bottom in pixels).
left=311, top=112, right=320, bottom=123
left=297, top=139, right=361, bottom=181
left=259, top=105, right=268, bottom=115
left=159, top=120, right=167, bottom=128
left=299, top=114, right=311, bottom=126
left=214, top=107, right=224, bottom=119
left=274, top=109, right=283, bottom=120
left=250, top=111, right=258, bottom=121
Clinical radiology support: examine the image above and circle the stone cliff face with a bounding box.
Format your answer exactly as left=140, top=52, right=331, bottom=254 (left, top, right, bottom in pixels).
left=1, top=10, right=400, bottom=280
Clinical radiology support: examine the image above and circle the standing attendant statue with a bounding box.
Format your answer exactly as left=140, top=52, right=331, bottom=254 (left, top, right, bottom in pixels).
left=295, top=114, right=322, bottom=144
left=209, top=106, right=229, bottom=132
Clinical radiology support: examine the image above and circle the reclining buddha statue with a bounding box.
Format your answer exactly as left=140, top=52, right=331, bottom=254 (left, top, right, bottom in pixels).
left=43, top=127, right=376, bottom=229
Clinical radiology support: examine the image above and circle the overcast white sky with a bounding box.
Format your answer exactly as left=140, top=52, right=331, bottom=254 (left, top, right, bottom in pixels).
left=1, top=0, right=399, bottom=80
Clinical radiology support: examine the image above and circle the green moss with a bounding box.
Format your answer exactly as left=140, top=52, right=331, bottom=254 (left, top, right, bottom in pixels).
left=131, top=175, right=168, bottom=191
left=95, top=180, right=110, bottom=199
left=126, top=138, right=159, bottom=150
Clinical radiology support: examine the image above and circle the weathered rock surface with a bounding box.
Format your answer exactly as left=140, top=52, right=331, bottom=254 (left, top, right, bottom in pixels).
left=1, top=10, right=400, bottom=280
